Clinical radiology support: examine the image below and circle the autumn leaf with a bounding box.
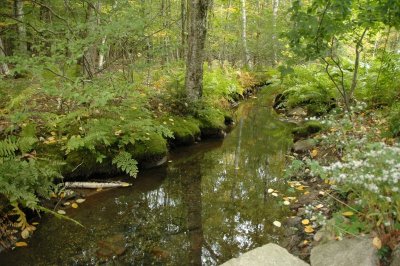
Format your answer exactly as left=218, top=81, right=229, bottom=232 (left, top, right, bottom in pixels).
left=57, top=210, right=66, bottom=215
left=71, top=203, right=78, bottom=208
left=304, top=225, right=314, bottom=233
left=372, top=237, right=382, bottom=249
left=311, top=149, right=318, bottom=158
left=342, top=211, right=354, bottom=217
left=301, top=219, right=310, bottom=225
left=21, top=228, right=30, bottom=239
left=76, top=198, right=86, bottom=203
left=283, top=200, right=290, bottom=205
left=15, top=242, right=28, bottom=247
left=273, top=221, right=282, bottom=227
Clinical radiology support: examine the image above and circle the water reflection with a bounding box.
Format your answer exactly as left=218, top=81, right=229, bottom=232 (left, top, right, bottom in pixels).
left=0, top=90, right=293, bottom=265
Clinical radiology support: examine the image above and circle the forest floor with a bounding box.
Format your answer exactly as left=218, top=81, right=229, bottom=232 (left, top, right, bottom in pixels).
left=277, top=104, right=400, bottom=265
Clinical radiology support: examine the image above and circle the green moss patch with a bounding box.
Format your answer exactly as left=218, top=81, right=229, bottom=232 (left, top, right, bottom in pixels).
left=292, top=120, right=324, bottom=140
left=165, top=116, right=201, bottom=145
left=129, top=133, right=168, bottom=162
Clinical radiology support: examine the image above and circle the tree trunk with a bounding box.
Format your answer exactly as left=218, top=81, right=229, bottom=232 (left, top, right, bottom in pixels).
left=14, top=0, right=28, bottom=55
left=240, top=0, right=250, bottom=68
left=272, top=0, right=279, bottom=65
left=0, top=37, right=10, bottom=76
left=180, top=0, right=187, bottom=60
left=185, top=0, right=210, bottom=102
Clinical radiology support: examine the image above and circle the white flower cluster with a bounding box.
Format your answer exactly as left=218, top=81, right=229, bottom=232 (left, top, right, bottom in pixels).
left=322, top=142, right=400, bottom=195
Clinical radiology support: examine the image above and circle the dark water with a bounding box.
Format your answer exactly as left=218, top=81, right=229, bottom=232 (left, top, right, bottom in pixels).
left=0, top=90, right=293, bottom=265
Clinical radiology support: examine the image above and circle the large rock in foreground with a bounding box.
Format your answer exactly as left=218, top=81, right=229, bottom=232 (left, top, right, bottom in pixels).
left=310, top=237, right=379, bottom=266
left=221, top=243, right=309, bottom=266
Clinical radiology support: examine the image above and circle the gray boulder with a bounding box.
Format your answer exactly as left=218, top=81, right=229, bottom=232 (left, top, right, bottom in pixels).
left=310, top=237, right=379, bottom=266
left=221, top=243, right=309, bottom=266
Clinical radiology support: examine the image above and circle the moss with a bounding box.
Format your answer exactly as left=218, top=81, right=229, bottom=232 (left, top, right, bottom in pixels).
left=166, top=116, right=201, bottom=145
left=196, top=107, right=227, bottom=137
left=129, top=133, right=168, bottom=162
left=64, top=149, right=116, bottom=178
left=292, top=120, right=324, bottom=140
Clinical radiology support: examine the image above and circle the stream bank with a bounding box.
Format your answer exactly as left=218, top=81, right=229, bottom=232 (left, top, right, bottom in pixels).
left=0, top=87, right=298, bottom=265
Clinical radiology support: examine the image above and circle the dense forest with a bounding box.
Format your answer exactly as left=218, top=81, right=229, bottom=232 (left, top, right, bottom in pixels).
left=0, top=0, right=400, bottom=264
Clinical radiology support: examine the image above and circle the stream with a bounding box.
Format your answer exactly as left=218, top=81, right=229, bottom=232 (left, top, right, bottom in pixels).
left=0, top=89, right=294, bottom=265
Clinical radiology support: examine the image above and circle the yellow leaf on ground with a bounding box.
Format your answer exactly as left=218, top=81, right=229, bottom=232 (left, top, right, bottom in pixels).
left=71, top=203, right=78, bottom=208
left=342, top=211, right=354, bottom=217
left=21, top=228, right=30, bottom=239
left=15, top=242, right=28, bottom=247
left=271, top=192, right=278, bottom=197
left=273, top=221, right=281, bottom=227
left=57, top=210, right=66, bottom=215
left=267, top=188, right=274, bottom=193
left=304, top=191, right=310, bottom=195
left=76, top=198, right=86, bottom=203
left=283, top=200, right=290, bottom=205
left=32, top=222, right=39, bottom=225
left=301, top=219, right=310, bottom=225
left=96, top=187, right=103, bottom=191
left=296, top=186, right=305, bottom=191
left=311, top=149, right=318, bottom=158
left=315, top=204, right=324, bottom=209
left=304, top=225, right=314, bottom=233
left=372, top=237, right=382, bottom=249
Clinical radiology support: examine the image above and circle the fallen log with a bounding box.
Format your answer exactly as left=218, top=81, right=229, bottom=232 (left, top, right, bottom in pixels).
left=64, top=181, right=132, bottom=189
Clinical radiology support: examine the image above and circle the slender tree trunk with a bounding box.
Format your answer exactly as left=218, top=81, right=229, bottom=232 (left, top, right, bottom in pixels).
left=272, top=0, right=279, bottom=65
left=180, top=0, right=187, bottom=60
left=0, top=37, right=10, bottom=75
left=240, top=0, right=250, bottom=68
left=185, top=0, right=210, bottom=102
left=14, top=0, right=28, bottom=55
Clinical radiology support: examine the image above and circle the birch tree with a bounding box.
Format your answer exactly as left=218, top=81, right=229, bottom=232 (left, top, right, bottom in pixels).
left=0, top=37, right=10, bottom=75
left=240, top=0, right=250, bottom=68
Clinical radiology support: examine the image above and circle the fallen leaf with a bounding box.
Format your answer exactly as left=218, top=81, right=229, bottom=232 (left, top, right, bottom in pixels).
left=304, top=225, right=314, bottom=233
left=15, top=242, right=28, bottom=247
left=96, top=188, right=103, bottom=192
left=342, top=211, right=354, bottom=217
left=271, top=192, right=278, bottom=197
left=71, top=203, right=78, bottom=209
left=319, top=191, right=325, bottom=196
left=301, top=219, right=310, bottom=225
left=32, top=222, right=39, bottom=225
left=304, top=191, right=310, bottom=195
left=296, top=186, right=305, bottom=191
left=21, top=228, right=30, bottom=239
left=76, top=198, right=86, bottom=204
left=315, top=204, right=324, bottom=209
left=57, top=210, right=66, bottom=215
left=273, top=221, right=281, bottom=227
left=267, top=188, right=274, bottom=193
left=121, top=182, right=131, bottom=187
left=283, top=200, right=290, bottom=205
left=303, top=240, right=309, bottom=245
left=63, top=202, right=71, bottom=206
left=311, top=149, right=318, bottom=158
left=372, top=237, right=382, bottom=249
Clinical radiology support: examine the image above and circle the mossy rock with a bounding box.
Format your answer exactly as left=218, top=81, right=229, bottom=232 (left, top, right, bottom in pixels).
left=167, top=116, right=201, bottom=145
left=197, top=107, right=227, bottom=138
left=64, top=149, right=117, bottom=178
left=291, top=120, right=324, bottom=140
left=129, top=133, right=168, bottom=164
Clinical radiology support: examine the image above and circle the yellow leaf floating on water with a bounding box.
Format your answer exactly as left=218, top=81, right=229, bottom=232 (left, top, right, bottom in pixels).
left=372, top=237, right=382, bottom=249
left=342, top=211, right=354, bottom=217
left=304, top=225, right=314, bottom=233
left=76, top=198, right=86, bottom=204
left=273, top=221, right=282, bottom=227
left=301, top=219, right=310, bottom=225
left=15, top=242, right=28, bottom=247
left=71, top=203, right=78, bottom=209
left=57, top=210, right=66, bottom=215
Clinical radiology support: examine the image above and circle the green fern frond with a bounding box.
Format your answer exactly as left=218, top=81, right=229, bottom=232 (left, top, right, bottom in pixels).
left=112, top=151, right=138, bottom=177
left=0, top=137, right=19, bottom=157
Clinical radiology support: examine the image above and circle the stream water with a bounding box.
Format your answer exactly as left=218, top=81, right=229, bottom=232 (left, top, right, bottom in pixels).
left=0, top=89, right=293, bottom=266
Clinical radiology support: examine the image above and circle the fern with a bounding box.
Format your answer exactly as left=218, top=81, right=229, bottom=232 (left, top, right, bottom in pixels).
left=112, top=151, right=138, bottom=177
left=0, top=138, right=19, bottom=158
